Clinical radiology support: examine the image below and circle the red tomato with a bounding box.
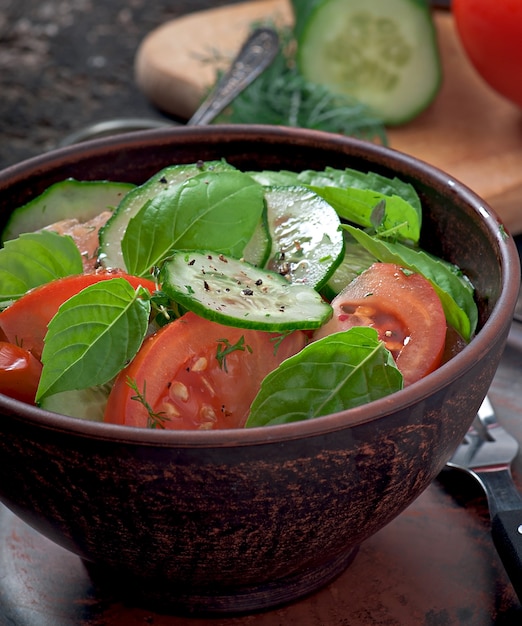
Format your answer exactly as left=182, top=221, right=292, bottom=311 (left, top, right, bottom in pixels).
left=314, top=263, right=446, bottom=386
left=453, top=0, right=522, bottom=108
left=0, top=342, right=42, bottom=404
left=104, top=312, right=307, bottom=430
left=0, top=270, right=156, bottom=360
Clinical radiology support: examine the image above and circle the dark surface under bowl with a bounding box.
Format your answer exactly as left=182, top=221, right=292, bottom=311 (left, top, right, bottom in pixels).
left=0, top=125, right=518, bottom=615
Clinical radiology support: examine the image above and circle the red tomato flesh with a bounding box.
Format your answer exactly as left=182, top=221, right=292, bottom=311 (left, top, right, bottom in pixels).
left=104, top=311, right=307, bottom=430
left=0, top=342, right=42, bottom=404
left=314, top=263, right=447, bottom=386
left=0, top=269, right=156, bottom=360
left=453, top=0, right=522, bottom=109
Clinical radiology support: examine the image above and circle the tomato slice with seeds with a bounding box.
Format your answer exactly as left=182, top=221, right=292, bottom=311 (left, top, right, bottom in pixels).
left=104, top=311, right=307, bottom=430
left=0, top=270, right=156, bottom=360
left=0, top=342, right=42, bottom=404
left=314, top=263, right=447, bottom=386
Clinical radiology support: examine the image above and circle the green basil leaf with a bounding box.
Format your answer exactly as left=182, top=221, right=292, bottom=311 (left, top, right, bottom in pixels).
left=246, top=327, right=403, bottom=427
left=0, top=231, right=83, bottom=307
left=309, top=186, right=420, bottom=243
left=36, top=278, right=150, bottom=402
left=122, top=171, right=265, bottom=277
left=343, top=224, right=477, bottom=340
left=247, top=169, right=301, bottom=186
left=98, top=160, right=236, bottom=272
left=298, top=166, right=422, bottom=212
left=298, top=166, right=422, bottom=242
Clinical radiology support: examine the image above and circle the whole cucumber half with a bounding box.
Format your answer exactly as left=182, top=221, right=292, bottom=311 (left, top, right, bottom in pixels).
left=293, top=0, right=441, bottom=125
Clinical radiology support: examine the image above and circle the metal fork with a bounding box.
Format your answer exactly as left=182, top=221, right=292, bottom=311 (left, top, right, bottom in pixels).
left=447, top=396, right=522, bottom=602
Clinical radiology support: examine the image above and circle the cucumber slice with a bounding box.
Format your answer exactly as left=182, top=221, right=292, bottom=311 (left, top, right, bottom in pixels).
left=321, top=232, right=377, bottom=300
left=159, top=250, right=332, bottom=331
left=292, top=0, right=441, bottom=125
left=246, top=170, right=300, bottom=186
left=99, top=160, right=235, bottom=271
left=2, top=179, right=135, bottom=243
left=263, top=185, right=344, bottom=290
left=39, top=384, right=112, bottom=421
left=242, top=211, right=272, bottom=267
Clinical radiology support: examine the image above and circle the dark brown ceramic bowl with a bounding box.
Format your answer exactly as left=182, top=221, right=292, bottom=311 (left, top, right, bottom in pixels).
left=0, top=126, right=519, bottom=616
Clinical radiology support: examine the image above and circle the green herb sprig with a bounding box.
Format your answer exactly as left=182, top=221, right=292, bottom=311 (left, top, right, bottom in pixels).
left=216, top=336, right=253, bottom=373
left=127, top=377, right=170, bottom=430
left=215, top=27, right=388, bottom=144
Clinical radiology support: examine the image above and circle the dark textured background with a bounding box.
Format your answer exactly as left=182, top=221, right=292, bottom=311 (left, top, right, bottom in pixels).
left=0, top=0, right=246, bottom=170
left=0, top=0, right=453, bottom=172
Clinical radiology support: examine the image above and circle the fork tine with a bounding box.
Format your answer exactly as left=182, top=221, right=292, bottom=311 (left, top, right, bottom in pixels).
left=476, top=396, right=497, bottom=432
left=448, top=426, right=483, bottom=467
left=472, top=414, right=493, bottom=442
left=448, top=397, right=519, bottom=470
left=445, top=396, right=522, bottom=604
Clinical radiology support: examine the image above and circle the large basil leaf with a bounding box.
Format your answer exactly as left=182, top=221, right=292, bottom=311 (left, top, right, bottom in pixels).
left=311, top=185, right=420, bottom=243
left=121, top=171, right=265, bottom=277
left=36, top=278, right=150, bottom=402
left=0, top=231, right=83, bottom=307
left=246, top=327, right=403, bottom=427
left=298, top=166, right=422, bottom=213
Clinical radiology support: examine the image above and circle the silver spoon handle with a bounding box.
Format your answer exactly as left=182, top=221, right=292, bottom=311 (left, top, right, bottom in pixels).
left=187, top=27, right=279, bottom=127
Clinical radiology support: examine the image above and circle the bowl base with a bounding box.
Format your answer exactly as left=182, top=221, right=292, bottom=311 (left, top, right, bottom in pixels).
left=83, top=545, right=360, bottom=616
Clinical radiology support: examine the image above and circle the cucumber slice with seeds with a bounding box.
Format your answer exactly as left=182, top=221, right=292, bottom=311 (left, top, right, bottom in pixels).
left=159, top=250, right=332, bottom=331
left=292, top=0, right=441, bottom=125
left=263, top=185, right=344, bottom=289
left=99, top=159, right=235, bottom=270
left=2, top=179, right=134, bottom=243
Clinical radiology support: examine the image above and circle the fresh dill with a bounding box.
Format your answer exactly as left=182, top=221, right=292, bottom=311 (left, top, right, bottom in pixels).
left=270, top=330, right=294, bottom=355
left=214, top=27, right=387, bottom=144
left=216, top=336, right=253, bottom=372
left=126, top=377, right=170, bottom=429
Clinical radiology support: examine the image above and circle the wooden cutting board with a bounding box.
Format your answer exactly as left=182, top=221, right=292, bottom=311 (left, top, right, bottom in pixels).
left=135, top=0, right=522, bottom=235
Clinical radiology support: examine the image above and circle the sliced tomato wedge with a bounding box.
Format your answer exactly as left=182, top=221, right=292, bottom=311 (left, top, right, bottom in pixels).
left=314, top=263, right=446, bottom=386
left=104, top=311, right=307, bottom=430
left=0, top=269, right=156, bottom=360
left=0, top=342, right=42, bottom=404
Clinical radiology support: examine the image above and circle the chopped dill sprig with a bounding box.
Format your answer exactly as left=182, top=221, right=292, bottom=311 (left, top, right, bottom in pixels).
left=213, top=27, right=387, bottom=144
left=270, top=330, right=294, bottom=355
left=126, top=377, right=170, bottom=429
left=216, top=336, right=253, bottom=372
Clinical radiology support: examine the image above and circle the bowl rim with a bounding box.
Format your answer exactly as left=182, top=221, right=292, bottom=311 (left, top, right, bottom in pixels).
left=0, top=124, right=519, bottom=446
